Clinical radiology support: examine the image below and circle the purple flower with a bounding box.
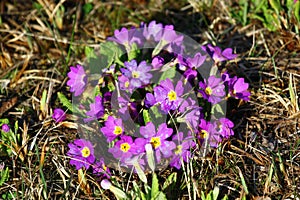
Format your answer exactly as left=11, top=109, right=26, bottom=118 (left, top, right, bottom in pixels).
left=186, top=52, right=206, bottom=68
left=119, top=60, right=152, bottom=92
left=198, top=75, right=225, bottom=104
left=84, top=95, right=105, bottom=123
left=179, top=98, right=203, bottom=129
left=170, top=132, right=195, bottom=169
left=142, top=20, right=164, bottom=42
left=131, top=138, right=147, bottom=155
left=202, top=44, right=237, bottom=62
left=151, top=56, right=164, bottom=69
left=221, top=71, right=231, bottom=83
left=1, top=124, right=10, bottom=132
left=198, top=119, right=222, bottom=148
left=108, top=27, right=143, bottom=48
left=144, top=93, right=156, bottom=108
left=161, top=25, right=184, bottom=53
left=161, top=25, right=183, bottom=45
left=67, top=64, right=87, bottom=96
left=93, top=158, right=111, bottom=179
left=67, top=139, right=95, bottom=170
left=108, top=135, right=135, bottom=162
left=151, top=78, right=184, bottom=113
left=118, top=75, right=132, bottom=91
left=214, top=118, right=234, bottom=138
left=228, top=77, right=251, bottom=101
left=100, top=116, right=124, bottom=142
left=52, top=108, right=66, bottom=123
left=140, top=122, right=176, bottom=163
left=183, top=52, right=206, bottom=79
left=176, top=54, right=189, bottom=71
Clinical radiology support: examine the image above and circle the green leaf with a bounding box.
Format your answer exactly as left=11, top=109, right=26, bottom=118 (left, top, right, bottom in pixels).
left=144, top=185, right=152, bottom=200
left=201, top=191, right=207, bottom=200
left=162, top=172, right=177, bottom=191
left=269, top=0, right=281, bottom=14
left=295, top=0, right=300, bottom=23
left=222, top=195, right=229, bottom=200
left=0, top=167, right=9, bottom=186
left=211, top=103, right=225, bottom=116
left=158, top=66, right=176, bottom=83
left=128, top=42, right=140, bottom=61
left=57, top=92, right=75, bottom=113
left=148, top=105, right=163, bottom=120
left=132, top=181, right=145, bottom=200
left=151, top=173, right=159, bottom=199
left=93, top=85, right=101, bottom=97
left=153, top=192, right=167, bottom=200
left=40, top=89, right=47, bottom=113
left=212, top=186, right=220, bottom=200
left=88, top=41, right=123, bottom=74
left=152, top=40, right=167, bottom=57
left=143, top=110, right=151, bottom=124
left=0, top=118, right=9, bottom=125
left=84, top=46, right=96, bottom=60
left=83, top=3, right=93, bottom=15
left=134, top=161, right=147, bottom=184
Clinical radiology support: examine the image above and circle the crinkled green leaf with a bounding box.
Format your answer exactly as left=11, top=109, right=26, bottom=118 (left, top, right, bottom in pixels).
left=151, top=173, right=159, bottom=199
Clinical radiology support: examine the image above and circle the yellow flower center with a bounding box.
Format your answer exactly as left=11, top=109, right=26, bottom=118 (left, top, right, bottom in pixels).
left=200, top=130, right=209, bottom=139
left=102, top=164, right=107, bottom=171
left=150, top=137, right=161, bottom=149
left=168, top=90, right=177, bottom=101
left=174, top=145, right=182, bottom=155
left=205, top=87, right=212, bottom=95
left=125, top=81, right=130, bottom=88
left=113, top=126, right=123, bottom=135
left=132, top=71, right=140, bottom=78
left=120, top=143, right=131, bottom=152
left=81, top=147, right=91, bottom=158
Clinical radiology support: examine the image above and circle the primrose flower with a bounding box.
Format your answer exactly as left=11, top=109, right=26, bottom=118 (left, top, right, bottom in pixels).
left=84, top=95, right=105, bottom=123
left=108, top=27, right=143, bottom=49
left=101, top=116, right=124, bottom=142
left=183, top=52, right=206, bottom=79
left=140, top=122, right=176, bottom=163
left=52, top=108, right=66, bottom=123
left=67, top=139, right=95, bottom=170
left=120, top=60, right=152, bottom=90
left=228, top=77, right=251, bottom=101
left=151, top=56, right=164, bottom=69
left=214, top=118, right=234, bottom=138
left=151, top=78, right=184, bottom=113
left=202, top=44, right=237, bottom=62
left=142, top=20, right=164, bottom=42
left=67, top=64, right=87, bottom=96
left=161, top=25, right=184, bottom=46
left=1, top=124, right=10, bottom=132
left=93, top=158, right=111, bottom=179
left=198, top=119, right=222, bottom=148
left=179, top=97, right=203, bottom=129
left=170, top=132, right=195, bottom=169
left=108, top=135, right=135, bottom=162
left=198, top=75, right=225, bottom=104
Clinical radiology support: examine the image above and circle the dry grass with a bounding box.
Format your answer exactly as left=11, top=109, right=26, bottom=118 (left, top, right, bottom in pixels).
left=0, top=0, right=300, bottom=199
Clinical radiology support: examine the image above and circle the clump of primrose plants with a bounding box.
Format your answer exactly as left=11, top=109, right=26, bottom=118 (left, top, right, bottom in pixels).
left=58, top=21, right=250, bottom=197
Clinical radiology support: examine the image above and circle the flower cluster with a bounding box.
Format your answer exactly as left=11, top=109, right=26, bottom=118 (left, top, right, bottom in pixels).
left=63, top=21, right=251, bottom=177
